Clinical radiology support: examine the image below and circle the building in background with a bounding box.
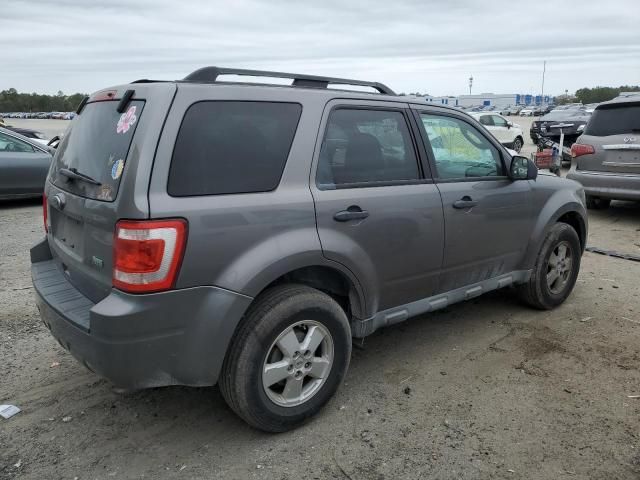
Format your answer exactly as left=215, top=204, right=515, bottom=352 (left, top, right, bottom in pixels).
left=413, top=93, right=555, bottom=108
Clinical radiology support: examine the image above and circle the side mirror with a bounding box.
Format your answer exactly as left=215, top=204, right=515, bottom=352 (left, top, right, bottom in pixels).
left=510, top=155, right=537, bottom=181
left=507, top=121, right=513, bottom=129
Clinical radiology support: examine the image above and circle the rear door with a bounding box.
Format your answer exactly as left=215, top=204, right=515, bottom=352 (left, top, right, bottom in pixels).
left=0, top=131, right=51, bottom=196
left=44, top=84, right=177, bottom=302
left=412, top=108, right=534, bottom=293
left=577, top=102, right=640, bottom=174
left=311, top=100, right=444, bottom=313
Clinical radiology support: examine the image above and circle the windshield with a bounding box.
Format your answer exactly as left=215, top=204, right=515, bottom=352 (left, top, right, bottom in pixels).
left=50, top=100, right=144, bottom=201
left=584, top=103, right=640, bottom=136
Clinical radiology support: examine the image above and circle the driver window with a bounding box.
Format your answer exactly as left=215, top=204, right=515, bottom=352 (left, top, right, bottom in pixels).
left=0, top=132, right=35, bottom=153
left=491, top=115, right=508, bottom=127
left=420, top=114, right=503, bottom=180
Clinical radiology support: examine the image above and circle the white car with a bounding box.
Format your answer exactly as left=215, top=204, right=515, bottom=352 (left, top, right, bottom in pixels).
left=469, top=112, right=524, bottom=152
left=519, top=106, right=536, bottom=117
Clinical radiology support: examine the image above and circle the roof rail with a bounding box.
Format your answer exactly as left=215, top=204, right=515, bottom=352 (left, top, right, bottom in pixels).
left=182, top=66, right=395, bottom=95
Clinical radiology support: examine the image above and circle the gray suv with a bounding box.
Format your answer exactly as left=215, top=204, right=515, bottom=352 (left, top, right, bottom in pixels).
left=567, top=95, right=640, bottom=208
left=31, top=67, right=588, bottom=432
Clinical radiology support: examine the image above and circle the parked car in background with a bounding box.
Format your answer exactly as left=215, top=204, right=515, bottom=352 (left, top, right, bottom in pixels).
left=31, top=66, right=588, bottom=432
left=3, top=126, right=49, bottom=146
left=520, top=106, right=537, bottom=116
left=567, top=96, right=640, bottom=208
left=0, top=127, right=53, bottom=199
left=530, top=109, right=592, bottom=145
left=470, top=112, right=525, bottom=152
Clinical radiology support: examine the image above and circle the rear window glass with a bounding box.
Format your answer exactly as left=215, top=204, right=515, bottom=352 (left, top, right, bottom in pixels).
left=584, top=103, right=640, bottom=136
left=51, top=100, right=144, bottom=201
left=168, top=101, right=302, bottom=197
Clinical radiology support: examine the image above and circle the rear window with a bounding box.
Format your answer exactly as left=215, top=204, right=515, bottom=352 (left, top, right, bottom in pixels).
left=168, top=101, right=302, bottom=197
left=584, top=103, right=640, bottom=136
left=51, top=100, right=144, bottom=201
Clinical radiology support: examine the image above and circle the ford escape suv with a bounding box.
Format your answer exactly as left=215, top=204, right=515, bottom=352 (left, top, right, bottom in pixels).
left=31, top=67, right=588, bottom=432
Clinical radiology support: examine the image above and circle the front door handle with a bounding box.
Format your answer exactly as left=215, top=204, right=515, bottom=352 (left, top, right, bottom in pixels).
left=452, top=196, right=478, bottom=209
left=334, top=206, right=369, bottom=222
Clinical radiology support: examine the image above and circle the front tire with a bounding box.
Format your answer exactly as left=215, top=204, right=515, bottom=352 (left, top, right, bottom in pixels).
left=512, top=136, right=523, bottom=153
left=517, top=223, right=581, bottom=310
left=219, top=284, right=352, bottom=432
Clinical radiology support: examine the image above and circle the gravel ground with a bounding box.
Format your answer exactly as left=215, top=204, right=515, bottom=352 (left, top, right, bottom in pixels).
left=1, top=120, right=639, bottom=480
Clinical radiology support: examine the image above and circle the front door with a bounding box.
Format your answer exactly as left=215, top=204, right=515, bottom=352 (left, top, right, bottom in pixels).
left=0, top=131, right=50, bottom=196
left=413, top=109, right=534, bottom=293
left=311, top=102, right=444, bottom=314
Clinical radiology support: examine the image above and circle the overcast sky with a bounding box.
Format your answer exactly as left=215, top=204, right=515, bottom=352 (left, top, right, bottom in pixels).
left=3, top=0, right=639, bottom=96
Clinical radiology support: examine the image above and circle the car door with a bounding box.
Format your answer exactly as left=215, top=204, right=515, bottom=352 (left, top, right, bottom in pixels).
left=490, top=115, right=512, bottom=144
left=0, top=131, right=51, bottom=196
left=412, top=108, right=534, bottom=293
left=311, top=100, right=445, bottom=314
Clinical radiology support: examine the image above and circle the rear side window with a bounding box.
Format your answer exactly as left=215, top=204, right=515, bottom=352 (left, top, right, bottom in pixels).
left=317, top=108, right=420, bottom=188
left=168, top=102, right=302, bottom=196
left=51, top=100, right=144, bottom=201
left=584, top=103, right=640, bottom=136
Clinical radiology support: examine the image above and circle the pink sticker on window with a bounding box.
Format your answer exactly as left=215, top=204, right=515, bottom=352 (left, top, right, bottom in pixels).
left=116, top=105, right=137, bottom=134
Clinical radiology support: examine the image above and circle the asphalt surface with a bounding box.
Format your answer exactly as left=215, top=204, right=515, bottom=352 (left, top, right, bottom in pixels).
left=1, top=116, right=639, bottom=480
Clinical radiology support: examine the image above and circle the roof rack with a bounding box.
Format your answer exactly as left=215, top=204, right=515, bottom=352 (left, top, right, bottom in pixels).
left=182, top=66, right=395, bottom=95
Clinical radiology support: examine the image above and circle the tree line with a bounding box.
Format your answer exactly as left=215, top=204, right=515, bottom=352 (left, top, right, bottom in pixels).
left=0, top=88, right=87, bottom=113
left=574, top=85, right=640, bottom=104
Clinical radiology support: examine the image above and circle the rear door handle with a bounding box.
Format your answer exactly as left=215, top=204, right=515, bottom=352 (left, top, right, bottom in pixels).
left=452, top=196, right=478, bottom=209
left=334, top=206, right=369, bottom=222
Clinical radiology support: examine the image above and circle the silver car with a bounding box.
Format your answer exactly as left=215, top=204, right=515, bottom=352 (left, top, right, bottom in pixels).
left=567, top=96, right=640, bottom=208
left=0, top=127, right=53, bottom=199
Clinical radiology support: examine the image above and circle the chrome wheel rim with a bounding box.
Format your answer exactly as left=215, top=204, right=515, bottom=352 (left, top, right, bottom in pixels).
left=546, top=241, right=573, bottom=294
left=514, top=138, right=522, bottom=152
left=262, top=320, right=334, bottom=408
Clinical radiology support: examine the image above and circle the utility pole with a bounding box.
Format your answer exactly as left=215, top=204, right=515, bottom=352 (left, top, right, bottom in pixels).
left=541, top=61, right=546, bottom=104
left=468, top=75, right=473, bottom=95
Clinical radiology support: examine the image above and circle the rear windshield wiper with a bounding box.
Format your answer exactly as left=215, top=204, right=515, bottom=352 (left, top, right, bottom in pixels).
left=59, top=167, right=102, bottom=186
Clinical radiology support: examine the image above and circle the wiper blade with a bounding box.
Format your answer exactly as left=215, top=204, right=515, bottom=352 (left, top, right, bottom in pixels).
left=59, top=167, right=102, bottom=186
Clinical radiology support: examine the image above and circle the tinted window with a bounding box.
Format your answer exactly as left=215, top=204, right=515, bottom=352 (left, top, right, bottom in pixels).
left=51, top=100, right=144, bottom=201
left=420, top=114, right=503, bottom=179
left=478, top=115, right=493, bottom=126
left=584, top=103, right=640, bottom=136
left=0, top=132, right=35, bottom=153
left=168, top=102, right=301, bottom=196
left=317, top=109, right=420, bottom=188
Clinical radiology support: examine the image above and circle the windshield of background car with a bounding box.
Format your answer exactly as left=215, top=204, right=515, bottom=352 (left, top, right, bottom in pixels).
left=50, top=100, right=144, bottom=201
left=584, top=103, right=640, bottom=136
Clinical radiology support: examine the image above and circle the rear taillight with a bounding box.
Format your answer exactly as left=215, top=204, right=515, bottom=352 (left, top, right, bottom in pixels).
left=571, top=143, right=595, bottom=158
left=43, top=194, right=48, bottom=233
left=113, top=219, right=187, bottom=293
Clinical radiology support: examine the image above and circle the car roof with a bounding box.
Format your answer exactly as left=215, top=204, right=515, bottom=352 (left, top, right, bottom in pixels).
left=595, top=94, right=640, bottom=109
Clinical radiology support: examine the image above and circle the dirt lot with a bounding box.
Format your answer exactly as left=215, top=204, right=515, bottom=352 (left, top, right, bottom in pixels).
left=1, top=131, right=640, bottom=479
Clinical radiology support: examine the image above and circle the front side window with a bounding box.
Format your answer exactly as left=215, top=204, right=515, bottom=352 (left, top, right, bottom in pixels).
left=0, top=132, right=35, bottom=153
left=420, top=114, right=503, bottom=180
left=317, top=108, right=420, bottom=188
left=491, top=115, right=508, bottom=127
left=168, top=101, right=301, bottom=197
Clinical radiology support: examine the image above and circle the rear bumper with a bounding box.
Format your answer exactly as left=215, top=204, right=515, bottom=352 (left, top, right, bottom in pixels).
left=566, top=169, right=640, bottom=201
left=31, top=238, right=252, bottom=389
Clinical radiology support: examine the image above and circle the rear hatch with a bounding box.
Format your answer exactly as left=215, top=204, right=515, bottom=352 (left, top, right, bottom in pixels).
left=576, top=101, right=640, bottom=174
left=44, top=83, right=177, bottom=302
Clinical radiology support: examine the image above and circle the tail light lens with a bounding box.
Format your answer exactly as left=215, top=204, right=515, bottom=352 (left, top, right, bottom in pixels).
left=43, top=194, right=48, bottom=233
left=113, top=219, right=187, bottom=293
left=571, top=143, right=595, bottom=158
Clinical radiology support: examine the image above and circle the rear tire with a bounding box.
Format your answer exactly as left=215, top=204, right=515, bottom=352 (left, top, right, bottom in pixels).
left=219, top=284, right=351, bottom=432
left=585, top=195, right=611, bottom=210
left=517, top=223, right=581, bottom=310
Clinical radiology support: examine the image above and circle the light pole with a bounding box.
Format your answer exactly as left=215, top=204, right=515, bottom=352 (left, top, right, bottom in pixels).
left=468, top=75, right=473, bottom=95
left=541, top=61, right=546, bottom=104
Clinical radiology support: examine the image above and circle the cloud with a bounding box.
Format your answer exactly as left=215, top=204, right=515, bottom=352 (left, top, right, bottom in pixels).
left=3, top=0, right=639, bottom=95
